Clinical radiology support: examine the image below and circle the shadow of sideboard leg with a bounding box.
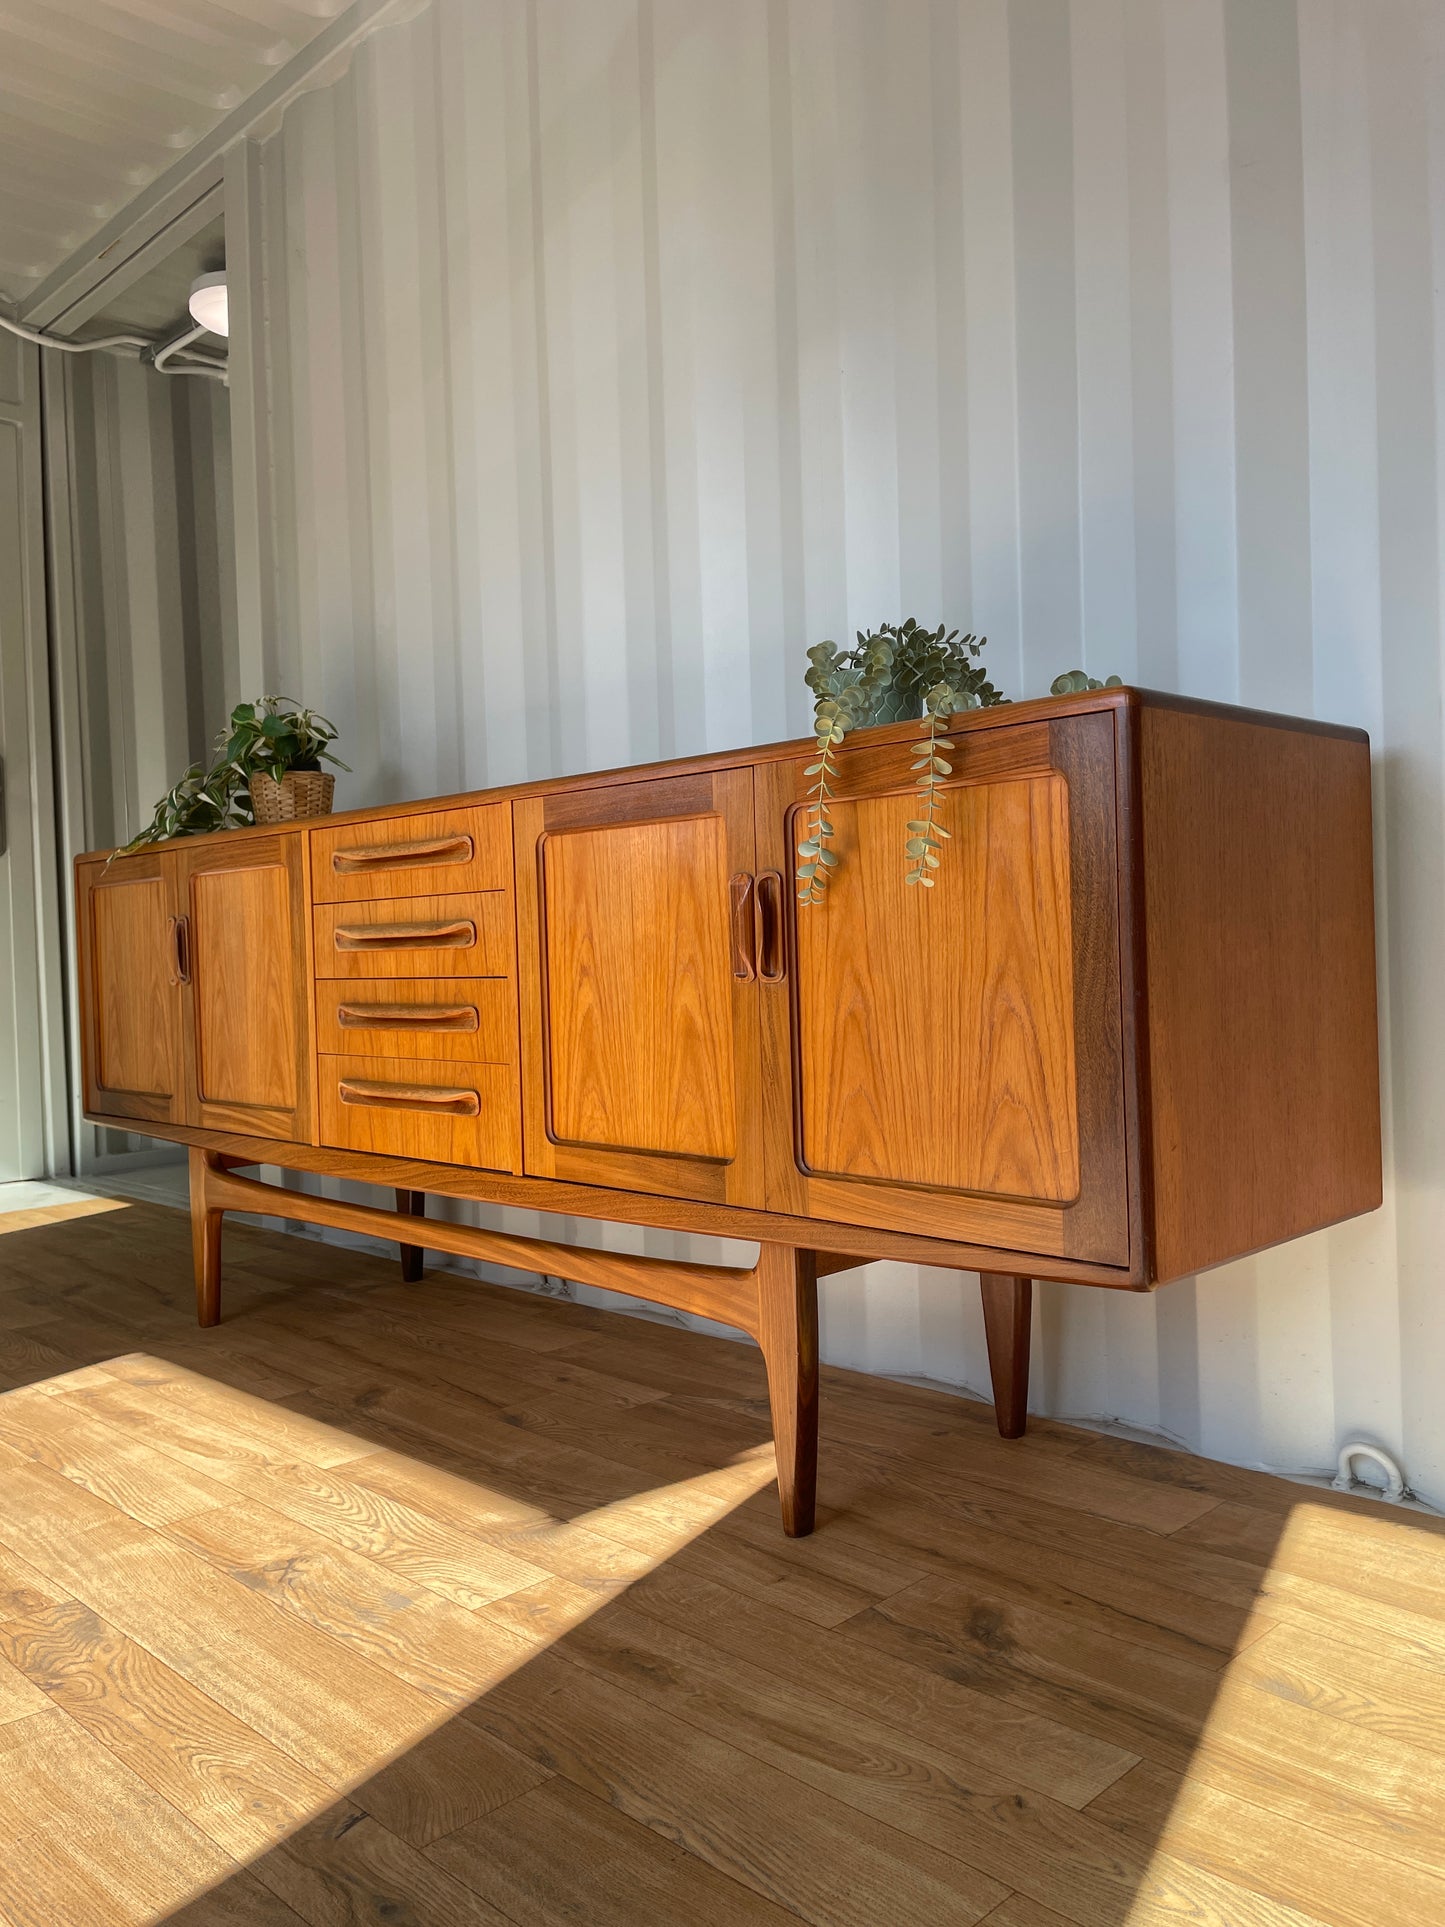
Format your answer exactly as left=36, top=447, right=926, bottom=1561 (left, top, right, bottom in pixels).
left=755, top=1246, right=820, bottom=1537
left=395, top=1189, right=426, bottom=1282
left=188, top=1147, right=225, bottom=1328
left=980, top=1272, right=1032, bottom=1438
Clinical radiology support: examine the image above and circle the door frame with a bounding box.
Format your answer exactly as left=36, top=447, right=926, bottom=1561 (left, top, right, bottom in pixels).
left=0, top=336, right=69, bottom=1180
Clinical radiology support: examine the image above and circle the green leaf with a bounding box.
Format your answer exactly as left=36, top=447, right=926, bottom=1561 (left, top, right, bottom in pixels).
left=797, top=838, right=820, bottom=857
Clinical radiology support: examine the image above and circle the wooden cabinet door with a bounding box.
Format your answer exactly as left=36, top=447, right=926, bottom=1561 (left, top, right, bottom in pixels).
left=514, top=769, right=765, bottom=1205
left=754, top=710, right=1130, bottom=1266
left=175, top=833, right=314, bottom=1143
left=76, top=852, right=184, bottom=1126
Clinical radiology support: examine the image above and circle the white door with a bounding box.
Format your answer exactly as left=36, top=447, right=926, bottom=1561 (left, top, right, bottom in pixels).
left=0, top=335, right=61, bottom=1180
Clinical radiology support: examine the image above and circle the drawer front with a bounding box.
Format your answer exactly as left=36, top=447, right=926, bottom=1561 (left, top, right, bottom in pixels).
left=315, top=977, right=515, bottom=1063
left=318, top=1052, right=519, bottom=1170
left=315, top=893, right=512, bottom=978
left=311, top=805, right=511, bottom=902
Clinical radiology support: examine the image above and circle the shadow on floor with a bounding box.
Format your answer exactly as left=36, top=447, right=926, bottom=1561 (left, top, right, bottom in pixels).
left=2, top=1197, right=1443, bottom=1926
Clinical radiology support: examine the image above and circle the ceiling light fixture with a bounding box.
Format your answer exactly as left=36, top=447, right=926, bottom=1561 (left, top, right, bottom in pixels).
left=188, top=271, right=229, bottom=337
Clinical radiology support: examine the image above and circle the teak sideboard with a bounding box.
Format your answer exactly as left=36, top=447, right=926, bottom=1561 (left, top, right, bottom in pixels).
left=76, top=687, right=1383, bottom=1536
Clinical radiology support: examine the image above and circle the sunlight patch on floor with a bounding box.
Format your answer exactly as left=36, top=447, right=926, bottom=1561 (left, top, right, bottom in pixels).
left=1125, top=1497, right=1445, bottom=1925
left=0, top=1351, right=780, bottom=1925
left=0, top=1185, right=130, bottom=1236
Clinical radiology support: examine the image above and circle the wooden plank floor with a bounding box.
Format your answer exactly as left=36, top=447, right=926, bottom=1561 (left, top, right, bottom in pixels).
left=1, top=1199, right=1444, bottom=1926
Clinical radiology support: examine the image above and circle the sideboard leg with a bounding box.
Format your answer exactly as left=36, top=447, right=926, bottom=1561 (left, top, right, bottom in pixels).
left=395, top=1189, right=426, bottom=1283
left=980, top=1272, right=1032, bottom=1438
left=189, top=1148, right=224, bottom=1328
left=755, top=1246, right=819, bottom=1537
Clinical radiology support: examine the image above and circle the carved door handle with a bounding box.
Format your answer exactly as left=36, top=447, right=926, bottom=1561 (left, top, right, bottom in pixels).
left=338, top=1078, right=481, bottom=1116
left=333, top=918, right=476, bottom=952
left=729, top=873, right=756, bottom=981
left=336, top=1002, right=480, bottom=1033
left=332, top=834, right=474, bottom=873
left=168, top=914, right=191, bottom=985
left=754, top=871, right=786, bottom=983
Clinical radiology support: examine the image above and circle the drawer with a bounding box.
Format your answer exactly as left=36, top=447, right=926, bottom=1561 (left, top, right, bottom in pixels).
left=311, top=805, right=510, bottom=902
left=315, top=977, right=515, bottom=1063
left=314, top=892, right=512, bottom=978
left=318, top=1053, right=519, bottom=1171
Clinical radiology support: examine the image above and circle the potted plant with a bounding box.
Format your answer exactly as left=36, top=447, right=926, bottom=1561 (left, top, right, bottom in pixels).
left=115, top=696, right=349, bottom=857
left=797, top=620, right=1007, bottom=901
left=219, top=697, right=349, bottom=823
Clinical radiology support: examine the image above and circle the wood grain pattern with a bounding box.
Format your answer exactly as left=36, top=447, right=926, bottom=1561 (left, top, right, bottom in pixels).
left=190, top=865, right=297, bottom=1111
left=542, top=812, right=739, bottom=1161
left=752, top=710, right=1131, bottom=1265
left=78, top=686, right=1382, bottom=1320
left=795, top=774, right=1079, bottom=1202
left=176, top=834, right=315, bottom=1145
left=515, top=769, right=768, bottom=1209
left=311, top=803, right=511, bottom=902
left=91, top=872, right=178, bottom=1099
left=1139, top=708, right=1382, bottom=1281
left=75, top=853, right=182, bottom=1126
left=0, top=1199, right=1438, bottom=1927
left=315, top=978, right=514, bottom=1063
left=114, top=1115, right=1150, bottom=1287
left=317, top=1055, right=519, bottom=1173
left=314, top=892, right=512, bottom=980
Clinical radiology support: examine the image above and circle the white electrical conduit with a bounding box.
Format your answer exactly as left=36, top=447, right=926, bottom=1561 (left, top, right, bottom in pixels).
left=0, top=309, right=227, bottom=382
left=149, top=318, right=227, bottom=383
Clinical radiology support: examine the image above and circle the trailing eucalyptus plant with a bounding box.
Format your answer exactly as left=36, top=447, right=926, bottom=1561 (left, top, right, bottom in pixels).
left=113, top=696, right=349, bottom=859
left=797, top=620, right=1006, bottom=902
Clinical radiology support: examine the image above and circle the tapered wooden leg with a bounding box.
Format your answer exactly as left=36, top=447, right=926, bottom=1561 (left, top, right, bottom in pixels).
left=188, top=1148, right=224, bottom=1328
left=396, top=1189, right=425, bottom=1283
left=980, top=1272, right=1032, bottom=1438
left=754, top=1246, right=819, bottom=1537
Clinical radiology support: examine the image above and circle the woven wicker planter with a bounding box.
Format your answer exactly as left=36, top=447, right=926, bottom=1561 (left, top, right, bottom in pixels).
left=249, top=769, right=335, bottom=824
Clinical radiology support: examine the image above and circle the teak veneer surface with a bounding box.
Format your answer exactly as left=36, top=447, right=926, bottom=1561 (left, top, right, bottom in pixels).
left=0, top=1197, right=1441, bottom=1927
left=73, top=687, right=1382, bottom=1507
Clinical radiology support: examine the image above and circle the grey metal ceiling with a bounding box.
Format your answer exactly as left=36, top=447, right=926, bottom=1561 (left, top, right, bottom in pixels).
left=0, top=0, right=351, bottom=303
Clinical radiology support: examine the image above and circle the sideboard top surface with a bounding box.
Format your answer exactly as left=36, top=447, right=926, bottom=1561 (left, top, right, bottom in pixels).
left=75, top=685, right=1369, bottom=869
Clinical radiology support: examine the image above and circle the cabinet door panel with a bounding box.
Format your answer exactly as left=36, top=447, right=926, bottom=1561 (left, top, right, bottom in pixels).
left=178, top=834, right=314, bottom=1143
left=756, top=712, right=1129, bottom=1265
left=515, top=771, right=763, bottom=1205
left=797, top=774, right=1079, bottom=1203
left=76, top=853, right=183, bottom=1125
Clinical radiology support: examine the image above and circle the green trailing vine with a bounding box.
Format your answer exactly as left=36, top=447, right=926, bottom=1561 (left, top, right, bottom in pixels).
left=798, top=621, right=1006, bottom=901
left=111, top=696, right=349, bottom=862
left=797, top=632, right=1124, bottom=899
left=906, top=685, right=956, bottom=888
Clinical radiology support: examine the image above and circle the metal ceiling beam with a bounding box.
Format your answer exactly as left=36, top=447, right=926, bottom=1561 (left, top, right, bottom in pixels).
left=17, top=0, right=424, bottom=334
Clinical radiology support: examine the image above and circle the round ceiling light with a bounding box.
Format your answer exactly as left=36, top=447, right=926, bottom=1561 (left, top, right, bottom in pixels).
left=188, top=271, right=229, bottom=338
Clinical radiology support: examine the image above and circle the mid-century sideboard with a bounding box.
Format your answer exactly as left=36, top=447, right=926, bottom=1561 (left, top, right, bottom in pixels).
left=75, top=686, right=1383, bottom=1536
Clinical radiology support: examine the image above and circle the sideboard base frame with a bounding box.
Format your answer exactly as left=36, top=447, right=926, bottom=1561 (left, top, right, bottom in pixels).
left=184, top=1150, right=1036, bottom=1537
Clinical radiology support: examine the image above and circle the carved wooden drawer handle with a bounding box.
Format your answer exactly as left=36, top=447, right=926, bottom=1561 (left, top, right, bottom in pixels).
left=333, top=919, right=476, bottom=952
left=332, top=834, right=474, bottom=872
left=336, top=1001, right=480, bottom=1033
left=338, top=1078, right=481, bottom=1116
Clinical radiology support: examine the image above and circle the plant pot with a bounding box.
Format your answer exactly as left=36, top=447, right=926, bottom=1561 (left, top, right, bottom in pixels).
left=249, top=770, right=336, bottom=823
left=858, top=680, right=924, bottom=728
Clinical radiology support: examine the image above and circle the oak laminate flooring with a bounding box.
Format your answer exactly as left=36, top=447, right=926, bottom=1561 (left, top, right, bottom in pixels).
left=425, top=1776, right=795, bottom=1925
left=0, top=1198, right=1441, bottom=1926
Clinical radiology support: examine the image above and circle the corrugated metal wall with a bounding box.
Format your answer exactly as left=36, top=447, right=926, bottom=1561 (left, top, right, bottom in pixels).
left=57, top=355, right=235, bottom=857
left=215, top=0, right=1443, bottom=1495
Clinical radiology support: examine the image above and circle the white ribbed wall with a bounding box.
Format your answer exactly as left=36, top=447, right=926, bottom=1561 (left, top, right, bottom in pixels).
left=222, top=0, right=1445, bottom=1497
